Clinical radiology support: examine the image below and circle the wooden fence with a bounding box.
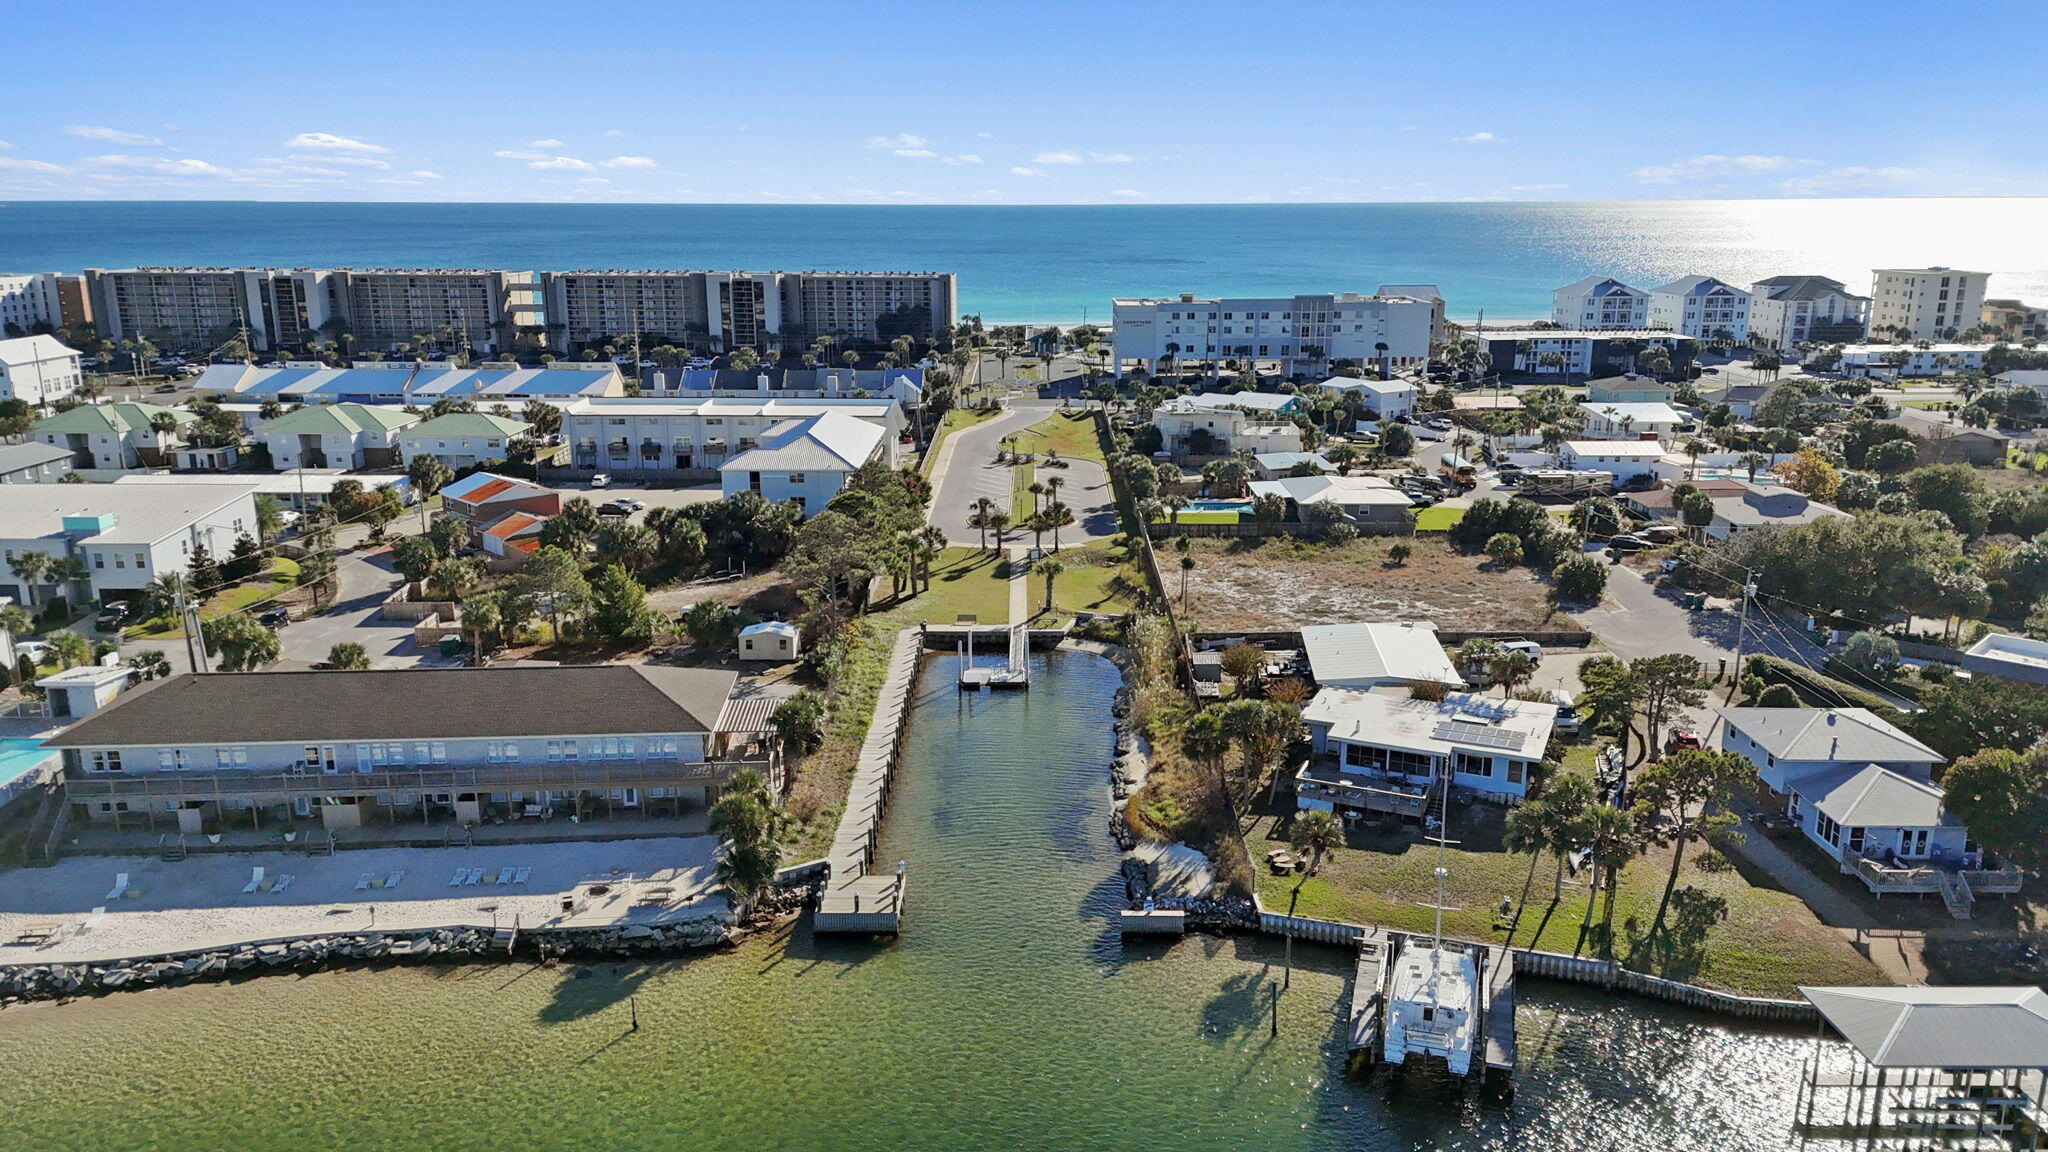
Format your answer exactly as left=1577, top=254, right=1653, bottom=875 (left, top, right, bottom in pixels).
left=1148, top=518, right=1413, bottom=540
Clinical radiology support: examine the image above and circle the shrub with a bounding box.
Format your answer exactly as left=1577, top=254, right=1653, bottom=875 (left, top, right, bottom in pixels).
left=1551, top=554, right=1609, bottom=604
left=1756, top=684, right=1802, bottom=708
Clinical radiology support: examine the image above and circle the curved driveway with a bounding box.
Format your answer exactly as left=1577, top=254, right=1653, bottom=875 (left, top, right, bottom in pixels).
left=927, top=401, right=1119, bottom=547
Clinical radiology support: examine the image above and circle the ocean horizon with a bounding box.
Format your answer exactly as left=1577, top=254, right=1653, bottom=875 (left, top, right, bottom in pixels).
left=3, top=197, right=2043, bottom=326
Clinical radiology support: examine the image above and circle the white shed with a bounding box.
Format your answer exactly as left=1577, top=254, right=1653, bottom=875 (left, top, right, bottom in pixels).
left=738, top=620, right=801, bottom=662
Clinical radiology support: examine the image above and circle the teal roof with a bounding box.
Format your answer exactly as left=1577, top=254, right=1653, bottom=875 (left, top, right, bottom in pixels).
left=33, top=402, right=194, bottom=437
left=404, top=412, right=529, bottom=439
left=254, top=403, right=418, bottom=437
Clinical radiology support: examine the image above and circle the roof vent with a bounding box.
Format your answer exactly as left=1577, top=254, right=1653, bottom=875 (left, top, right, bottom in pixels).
left=1826, top=713, right=1837, bottom=725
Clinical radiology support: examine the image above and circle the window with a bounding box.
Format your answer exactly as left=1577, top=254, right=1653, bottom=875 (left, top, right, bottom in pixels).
left=546, top=740, right=563, bottom=762
left=89, top=750, right=123, bottom=772
left=787, top=472, right=805, bottom=484
left=1455, top=751, right=1493, bottom=779
left=430, top=742, right=446, bottom=763
left=216, top=746, right=247, bottom=769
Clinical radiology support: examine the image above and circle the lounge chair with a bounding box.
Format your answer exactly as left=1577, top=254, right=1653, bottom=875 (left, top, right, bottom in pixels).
left=463, top=868, right=483, bottom=886
left=356, top=873, right=374, bottom=890
left=271, top=874, right=294, bottom=894
left=512, top=867, right=530, bottom=885
left=449, top=869, right=468, bottom=886
left=385, top=870, right=404, bottom=888
left=241, top=867, right=265, bottom=894
left=80, top=907, right=106, bottom=934
left=105, top=873, right=129, bottom=901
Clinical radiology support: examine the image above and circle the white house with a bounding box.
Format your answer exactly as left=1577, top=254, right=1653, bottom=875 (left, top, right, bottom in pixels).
left=1550, top=276, right=1650, bottom=329
left=563, top=396, right=902, bottom=477
left=1250, top=452, right=1335, bottom=480
left=738, top=620, right=801, bottom=662
left=719, top=410, right=887, bottom=517
left=1298, top=689, right=1555, bottom=810
left=0, top=483, right=261, bottom=606
left=0, top=442, right=77, bottom=484
left=1576, top=401, right=1684, bottom=441
left=1320, top=376, right=1417, bottom=419
left=1648, top=276, right=1752, bottom=341
left=32, top=402, right=195, bottom=470
left=1718, top=707, right=1942, bottom=793
left=1747, top=275, right=1870, bottom=350
left=1247, top=475, right=1412, bottom=526
left=1869, top=267, right=1991, bottom=340
left=1838, top=344, right=1988, bottom=378
left=1152, top=395, right=1303, bottom=456
left=1702, top=483, right=1849, bottom=539
left=398, top=413, right=530, bottom=471
left=252, top=403, right=419, bottom=470
left=1299, top=622, right=1460, bottom=691
left=0, top=335, right=82, bottom=407
left=1111, top=290, right=1438, bottom=376
left=1960, top=632, right=2048, bottom=687
left=1558, top=440, right=1668, bottom=482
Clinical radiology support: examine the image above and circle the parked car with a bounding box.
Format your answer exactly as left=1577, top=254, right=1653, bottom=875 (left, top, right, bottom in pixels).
left=589, top=473, right=612, bottom=488
left=14, top=640, right=50, bottom=665
left=258, top=608, right=290, bottom=630
left=94, top=603, right=131, bottom=630
left=1498, top=639, right=1543, bottom=662
left=1638, top=525, right=1684, bottom=544
left=153, top=383, right=178, bottom=393
left=1545, top=689, right=1582, bottom=735
left=598, top=498, right=646, bottom=517
left=1607, top=534, right=1654, bottom=553
left=1666, top=729, right=1703, bottom=753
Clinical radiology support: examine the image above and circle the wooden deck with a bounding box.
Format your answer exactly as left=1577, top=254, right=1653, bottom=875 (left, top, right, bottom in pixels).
left=1346, top=928, right=1388, bottom=1053
left=815, top=874, right=906, bottom=934
left=1480, top=944, right=1516, bottom=1074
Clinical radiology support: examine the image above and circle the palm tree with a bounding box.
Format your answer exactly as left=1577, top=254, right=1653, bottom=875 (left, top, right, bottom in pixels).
left=1579, top=803, right=1641, bottom=956
left=9, top=550, right=52, bottom=609
left=1027, top=481, right=1047, bottom=517
left=1178, top=552, right=1196, bottom=614
left=988, top=511, right=1010, bottom=550
left=1032, top=556, right=1064, bottom=612
left=1043, top=501, right=1075, bottom=551
left=1737, top=450, right=1768, bottom=483
left=47, top=556, right=89, bottom=607
left=1163, top=493, right=1189, bottom=526
left=1289, top=809, right=1344, bottom=884
left=47, top=629, right=92, bottom=669
left=1493, top=649, right=1537, bottom=699
left=970, top=496, right=996, bottom=552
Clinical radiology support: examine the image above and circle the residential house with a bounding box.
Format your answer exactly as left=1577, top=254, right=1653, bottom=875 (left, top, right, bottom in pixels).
left=1479, top=329, right=1684, bottom=377
left=1718, top=707, right=1942, bottom=793
left=441, top=472, right=563, bottom=532
left=639, top=367, right=923, bottom=406
left=33, top=402, right=195, bottom=470
left=1961, top=632, right=2048, bottom=687
left=1297, top=689, right=1555, bottom=813
left=1153, top=394, right=1304, bottom=456
left=478, top=511, right=548, bottom=568
left=0, top=483, right=260, bottom=605
left=1584, top=374, right=1678, bottom=404
left=1869, top=268, right=1991, bottom=340
left=1880, top=408, right=2009, bottom=464
left=111, top=470, right=366, bottom=514
left=1999, top=370, right=2048, bottom=397
left=1839, top=344, right=1988, bottom=378
left=1320, top=376, right=1417, bottom=419
left=1299, top=622, right=1460, bottom=691
left=1648, top=276, right=1752, bottom=341
left=194, top=361, right=622, bottom=405
left=0, top=442, right=76, bottom=484
left=1576, top=401, right=1684, bottom=441
left=718, top=410, right=887, bottom=517
left=1699, top=482, right=1850, bottom=539
left=1246, top=475, right=1412, bottom=528
left=1623, top=478, right=1745, bottom=521
left=563, top=396, right=903, bottom=478
left=1551, top=276, right=1650, bottom=329
left=252, top=403, right=419, bottom=470
left=1747, top=275, right=1870, bottom=349
left=1709, top=382, right=1776, bottom=421
left=399, top=413, right=530, bottom=471
left=44, top=665, right=773, bottom=830
left=1558, top=440, right=1667, bottom=483
left=0, top=335, right=83, bottom=407
left=1250, top=452, right=1335, bottom=480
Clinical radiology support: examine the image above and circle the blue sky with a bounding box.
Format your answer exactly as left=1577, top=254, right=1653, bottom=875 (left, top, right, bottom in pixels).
left=3, top=0, right=2043, bottom=204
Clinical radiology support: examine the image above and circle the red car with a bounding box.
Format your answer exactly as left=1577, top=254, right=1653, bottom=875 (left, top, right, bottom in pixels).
left=1665, top=729, right=1703, bottom=753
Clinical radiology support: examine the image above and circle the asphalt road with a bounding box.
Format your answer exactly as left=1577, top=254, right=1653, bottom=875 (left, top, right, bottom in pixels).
left=926, top=399, right=1118, bottom=547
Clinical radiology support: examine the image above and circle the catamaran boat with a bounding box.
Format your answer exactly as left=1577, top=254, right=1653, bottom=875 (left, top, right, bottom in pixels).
left=1382, top=941, right=1478, bottom=1075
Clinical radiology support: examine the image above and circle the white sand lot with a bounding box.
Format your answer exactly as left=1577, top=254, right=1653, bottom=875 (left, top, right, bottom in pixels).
left=0, top=836, right=726, bottom=965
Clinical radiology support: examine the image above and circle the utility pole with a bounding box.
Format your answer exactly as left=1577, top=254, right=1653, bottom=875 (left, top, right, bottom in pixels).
left=1725, top=568, right=1759, bottom=706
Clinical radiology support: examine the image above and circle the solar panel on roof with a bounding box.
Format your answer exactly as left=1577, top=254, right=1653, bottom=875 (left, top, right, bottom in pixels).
left=1432, top=723, right=1526, bottom=751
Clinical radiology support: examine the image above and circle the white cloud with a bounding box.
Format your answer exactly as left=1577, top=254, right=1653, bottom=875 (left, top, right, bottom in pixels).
left=317, top=154, right=391, bottom=169
left=1090, top=152, right=1134, bottom=163
left=893, top=148, right=939, bottom=159
left=285, top=132, right=390, bottom=154
left=528, top=138, right=565, bottom=148
left=0, top=157, right=68, bottom=174
left=1452, top=131, right=1499, bottom=143
left=530, top=156, right=596, bottom=171
left=1400, top=125, right=1419, bottom=132
left=1779, top=165, right=1924, bottom=195
left=63, top=125, right=163, bottom=146
left=1508, top=183, right=1566, bottom=192
left=0, top=140, right=12, bottom=149
left=865, top=133, right=931, bottom=150
left=493, top=149, right=547, bottom=161
left=1633, top=153, right=1799, bottom=184
left=976, top=131, right=993, bottom=139
left=85, top=155, right=236, bottom=176
left=409, top=170, right=444, bottom=179
left=1109, top=189, right=1149, bottom=199
left=1009, top=166, right=1044, bottom=177
left=1034, top=150, right=1083, bottom=165
left=950, top=154, right=982, bottom=165
left=603, top=128, right=625, bottom=137
left=602, top=156, right=657, bottom=169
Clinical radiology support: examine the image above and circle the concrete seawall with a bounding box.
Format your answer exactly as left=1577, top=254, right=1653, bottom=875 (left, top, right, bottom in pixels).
left=815, top=627, right=922, bottom=932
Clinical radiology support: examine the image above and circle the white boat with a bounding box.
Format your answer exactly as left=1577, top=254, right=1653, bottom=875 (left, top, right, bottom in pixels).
left=1382, top=941, right=1478, bottom=1075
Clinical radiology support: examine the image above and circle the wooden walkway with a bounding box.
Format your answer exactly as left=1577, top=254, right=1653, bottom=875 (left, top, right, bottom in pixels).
left=1480, top=944, right=1516, bottom=1074
left=815, top=628, right=922, bottom=935
left=1346, top=928, right=1389, bottom=1053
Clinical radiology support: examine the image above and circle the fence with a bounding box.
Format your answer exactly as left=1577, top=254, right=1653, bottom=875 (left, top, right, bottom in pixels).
left=1148, top=518, right=1413, bottom=540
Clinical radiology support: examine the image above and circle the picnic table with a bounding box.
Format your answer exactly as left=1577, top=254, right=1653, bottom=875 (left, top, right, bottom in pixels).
left=14, top=923, right=60, bottom=944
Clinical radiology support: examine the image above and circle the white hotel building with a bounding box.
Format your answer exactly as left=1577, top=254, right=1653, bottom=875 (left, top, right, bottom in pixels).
left=1747, top=275, right=1870, bottom=350
left=1111, top=288, right=1440, bottom=377
left=1869, top=267, right=1991, bottom=341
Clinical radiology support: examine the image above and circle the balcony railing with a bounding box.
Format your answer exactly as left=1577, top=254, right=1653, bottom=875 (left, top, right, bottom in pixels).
left=63, top=755, right=775, bottom=801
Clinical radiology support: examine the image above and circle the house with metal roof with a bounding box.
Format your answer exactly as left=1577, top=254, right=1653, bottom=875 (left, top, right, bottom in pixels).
left=1250, top=451, right=1335, bottom=479
left=442, top=472, right=562, bottom=562
left=1583, top=374, right=1679, bottom=405
left=1719, top=706, right=1942, bottom=792
left=32, top=402, right=195, bottom=470
left=1747, top=274, right=1869, bottom=349
left=0, top=482, right=260, bottom=605
left=45, top=665, right=774, bottom=832
left=718, top=410, right=886, bottom=516
left=1317, top=376, right=1417, bottom=419
left=1299, top=622, right=1460, bottom=691
left=1297, top=688, right=1556, bottom=811
left=562, top=396, right=903, bottom=478
left=738, top=620, right=801, bottom=662
left=0, top=441, right=77, bottom=485
left=1577, top=400, right=1684, bottom=441
left=398, top=412, right=530, bottom=471
left=251, top=402, right=419, bottom=470
left=1781, top=762, right=1967, bottom=867
left=0, top=334, right=83, bottom=407
left=199, top=361, right=623, bottom=404
left=641, top=366, right=923, bottom=405
left=1247, top=474, right=1413, bottom=527
left=1557, top=440, right=1668, bottom=482
left=1550, top=276, right=1650, bottom=329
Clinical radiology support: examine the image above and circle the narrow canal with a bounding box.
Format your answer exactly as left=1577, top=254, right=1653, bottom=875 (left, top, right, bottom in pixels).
left=0, top=651, right=1832, bottom=1150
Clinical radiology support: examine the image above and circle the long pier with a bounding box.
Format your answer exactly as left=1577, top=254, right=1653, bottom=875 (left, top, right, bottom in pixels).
left=814, top=627, right=921, bottom=934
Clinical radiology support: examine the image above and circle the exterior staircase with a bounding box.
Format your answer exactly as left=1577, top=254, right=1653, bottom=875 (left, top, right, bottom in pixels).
left=1938, top=869, right=1975, bottom=921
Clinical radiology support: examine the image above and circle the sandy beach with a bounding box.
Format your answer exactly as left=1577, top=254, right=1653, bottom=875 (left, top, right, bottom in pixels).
left=0, top=836, right=726, bottom=965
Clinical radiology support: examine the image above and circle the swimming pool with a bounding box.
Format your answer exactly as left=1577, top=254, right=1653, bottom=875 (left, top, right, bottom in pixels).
left=0, top=737, right=58, bottom=800
left=1182, top=499, right=1251, bottom=513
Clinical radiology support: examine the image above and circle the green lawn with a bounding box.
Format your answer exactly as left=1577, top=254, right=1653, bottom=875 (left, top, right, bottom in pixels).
left=1413, top=506, right=1465, bottom=531
left=1172, top=511, right=1240, bottom=525
left=129, top=558, right=302, bottom=639
left=1019, top=410, right=1108, bottom=465
left=1250, top=810, right=1883, bottom=998
left=1010, top=461, right=1036, bottom=520
left=892, top=542, right=1143, bottom=628
left=922, top=407, right=1003, bottom=477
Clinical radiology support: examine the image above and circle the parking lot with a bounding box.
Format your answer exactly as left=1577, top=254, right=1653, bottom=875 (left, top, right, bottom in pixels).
left=552, top=480, right=727, bottom=523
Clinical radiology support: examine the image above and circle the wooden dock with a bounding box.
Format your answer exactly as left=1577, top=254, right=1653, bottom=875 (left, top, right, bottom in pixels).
left=1346, top=928, right=1389, bottom=1054
left=815, top=873, right=906, bottom=934
left=1479, top=944, right=1516, bottom=1075
left=815, top=628, right=921, bottom=935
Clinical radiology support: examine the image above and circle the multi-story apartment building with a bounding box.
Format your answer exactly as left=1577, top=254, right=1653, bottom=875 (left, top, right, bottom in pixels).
left=1477, top=328, right=1685, bottom=376
left=0, top=335, right=83, bottom=406
left=0, top=482, right=260, bottom=606
left=86, top=268, right=272, bottom=350
left=33, top=401, right=194, bottom=470
left=541, top=270, right=955, bottom=352
left=332, top=268, right=541, bottom=353
left=1869, top=267, right=1991, bottom=341
left=1982, top=298, right=2048, bottom=341
left=44, top=665, right=773, bottom=830
left=1550, top=276, right=1650, bottom=329
left=1648, top=276, right=1751, bottom=341
left=0, top=273, right=87, bottom=336
left=562, top=396, right=903, bottom=478
left=1110, top=290, right=1439, bottom=376
left=1747, top=275, right=1870, bottom=350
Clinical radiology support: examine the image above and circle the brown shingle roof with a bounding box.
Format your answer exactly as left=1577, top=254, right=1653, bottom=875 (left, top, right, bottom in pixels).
left=47, top=666, right=740, bottom=747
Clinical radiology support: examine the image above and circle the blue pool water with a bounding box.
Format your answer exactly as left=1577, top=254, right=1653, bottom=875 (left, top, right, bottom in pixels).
left=0, top=737, right=57, bottom=799
left=1184, top=499, right=1250, bottom=512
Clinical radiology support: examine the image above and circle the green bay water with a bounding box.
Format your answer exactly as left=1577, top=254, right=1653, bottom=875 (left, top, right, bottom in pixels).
left=0, top=652, right=1828, bottom=1150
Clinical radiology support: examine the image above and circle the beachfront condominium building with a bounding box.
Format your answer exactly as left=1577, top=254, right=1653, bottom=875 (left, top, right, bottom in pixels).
left=1869, top=267, right=1991, bottom=341
left=1981, top=298, right=2047, bottom=341
left=1747, top=275, right=1871, bottom=350
left=85, top=267, right=542, bottom=354
left=1110, top=290, right=1439, bottom=376
left=1477, top=328, right=1685, bottom=377
left=0, top=335, right=84, bottom=407
left=43, top=665, right=775, bottom=831
left=562, top=396, right=903, bottom=478
left=541, top=269, right=957, bottom=353
left=1550, top=276, right=1650, bottom=329
left=1647, top=276, right=1751, bottom=342
left=0, top=273, right=88, bottom=336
